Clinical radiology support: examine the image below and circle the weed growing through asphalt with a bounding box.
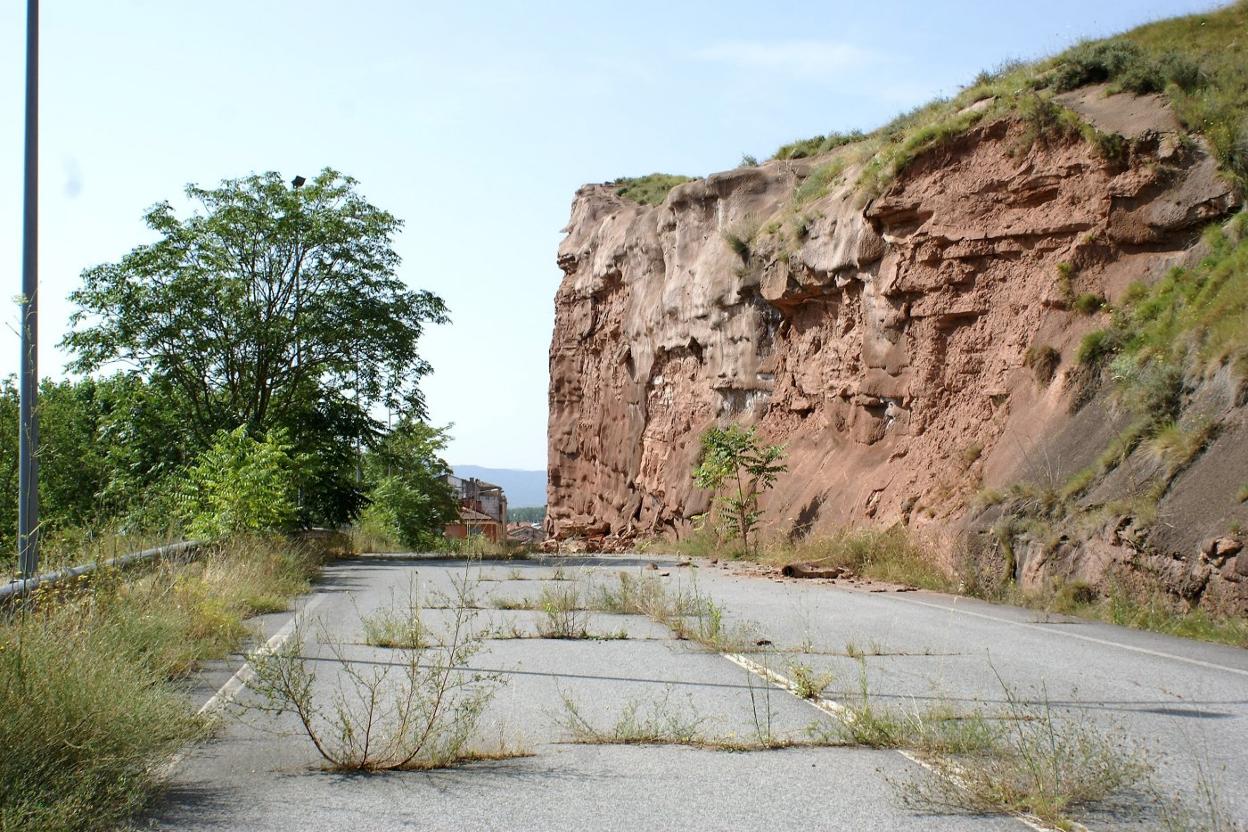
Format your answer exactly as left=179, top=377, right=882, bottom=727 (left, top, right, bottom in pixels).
left=558, top=689, right=707, bottom=746
left=536, top=584, right=590, bottom=639
left=788, top=661, right=834, bottom=700
left=359, top=582, right=427, bottom=649
left=557, top=688, right=838, bottom=752
left=588, top=571, right=762, bottom=652
left=247, top=561, right=518, bottom=771
left=490, top=596, right=536, bottom=611
left=744, top=660, right=781, bottom=747
left=1155, top=755, right=1246, bottom=832
left=894, top=671, right=1151, bottom=829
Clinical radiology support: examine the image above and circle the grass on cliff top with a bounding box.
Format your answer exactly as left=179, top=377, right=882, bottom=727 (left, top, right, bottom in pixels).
left=0, top=535, right=328, bottom=832
left=612, top=173, right=695, bottom=206
left=768, top=0, right=1248, bottom=195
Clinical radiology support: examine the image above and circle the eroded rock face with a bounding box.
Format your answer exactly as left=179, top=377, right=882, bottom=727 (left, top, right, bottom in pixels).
left=547, top=96, right=1242, bottom=600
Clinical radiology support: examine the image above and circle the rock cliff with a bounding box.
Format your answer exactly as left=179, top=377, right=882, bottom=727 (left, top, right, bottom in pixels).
left=547, top=87, right=1247, bottom=610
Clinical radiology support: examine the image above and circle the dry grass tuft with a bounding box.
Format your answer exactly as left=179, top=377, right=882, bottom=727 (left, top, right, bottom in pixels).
left=762, top=526, right=953, bottom=591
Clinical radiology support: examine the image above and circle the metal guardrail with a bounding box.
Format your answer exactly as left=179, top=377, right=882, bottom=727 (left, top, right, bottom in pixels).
left=0, top=540, right=202, bottom=604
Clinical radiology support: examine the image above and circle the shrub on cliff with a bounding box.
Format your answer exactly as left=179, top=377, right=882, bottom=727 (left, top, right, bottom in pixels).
left=772, top=130, right=865, bottom=161
left=1052, top=39, right=1203, bottom=95
left=692, top=424, right=786, bottom=555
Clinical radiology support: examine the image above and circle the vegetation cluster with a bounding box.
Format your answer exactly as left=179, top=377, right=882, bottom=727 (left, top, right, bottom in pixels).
left=0, top=536, right=327, bottom=831
left=3, top=169, right=460, bottom=576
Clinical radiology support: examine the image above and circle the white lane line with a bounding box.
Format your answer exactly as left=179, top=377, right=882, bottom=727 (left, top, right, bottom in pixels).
left=196, top=594, right=325, bottom=715
left=887, top=595, right=1248, bottom=679
left=159, top=595, right=325, bottom=777
left=722, top=652, right=1086, bottom=832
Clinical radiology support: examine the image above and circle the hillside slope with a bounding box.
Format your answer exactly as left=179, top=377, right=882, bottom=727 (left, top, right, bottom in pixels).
left=546, top=3, right=1248, bottom=613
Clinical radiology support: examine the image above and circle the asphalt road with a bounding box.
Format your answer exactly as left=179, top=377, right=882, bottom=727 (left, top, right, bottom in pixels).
left=140, top=553, right=1248, bottom=831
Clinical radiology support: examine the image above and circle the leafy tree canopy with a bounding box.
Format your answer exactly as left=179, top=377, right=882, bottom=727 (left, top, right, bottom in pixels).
left=360, top=420, right=459, bottom=549
left=61, top=169, right=449, bottom=527
left=63, top=168, right=448, bottom=441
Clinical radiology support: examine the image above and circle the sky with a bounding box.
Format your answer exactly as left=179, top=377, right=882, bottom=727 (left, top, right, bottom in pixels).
left=0, top=0, right=1228, bottom=470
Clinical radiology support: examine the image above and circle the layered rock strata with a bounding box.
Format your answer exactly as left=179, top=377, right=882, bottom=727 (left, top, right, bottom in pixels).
left=547, top=90, right=1245, bottom=607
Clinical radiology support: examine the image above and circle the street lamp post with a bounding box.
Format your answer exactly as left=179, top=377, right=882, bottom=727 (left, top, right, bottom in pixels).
left=18, top=0, right=40, bottom=579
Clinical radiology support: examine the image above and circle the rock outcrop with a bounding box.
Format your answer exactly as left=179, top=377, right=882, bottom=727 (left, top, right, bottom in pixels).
left=547, top=90, right=1245, bottom=609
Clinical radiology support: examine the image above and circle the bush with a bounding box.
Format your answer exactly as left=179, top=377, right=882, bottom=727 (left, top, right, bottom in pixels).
left=722, top=231, right=751, bottom=263
left=1054, top=40, right=1157, bottom=92
left=1015, top=94, right=1081, bottom=153
left=0, top=605, right=201, bottom=832
left=1073, top=292, right=1106, bottom=315
left=179, top=426, right=298, bottom=540
left=772, top=130, right=865, bottom=160
left=1075, top=329, right=1120, bottom=366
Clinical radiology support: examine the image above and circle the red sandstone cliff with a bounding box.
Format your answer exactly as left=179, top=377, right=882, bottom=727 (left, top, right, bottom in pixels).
left=547, top=87, right=1246, bottom=610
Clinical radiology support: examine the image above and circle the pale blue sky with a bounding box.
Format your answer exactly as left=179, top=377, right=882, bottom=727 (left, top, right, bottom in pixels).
left=0, top=0, right=1226, bottom=469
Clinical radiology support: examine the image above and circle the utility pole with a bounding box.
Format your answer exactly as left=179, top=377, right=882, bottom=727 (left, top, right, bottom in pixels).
left=18, top=0, right=40, bottom=579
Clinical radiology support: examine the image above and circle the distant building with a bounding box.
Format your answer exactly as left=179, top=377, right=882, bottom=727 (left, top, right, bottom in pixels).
left=444, top=476, right=508, bottom=542
left=507, top=523, right=544, bottom=546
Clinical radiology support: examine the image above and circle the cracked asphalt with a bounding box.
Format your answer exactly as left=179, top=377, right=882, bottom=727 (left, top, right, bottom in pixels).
left=140, top=553, right=1248, bottom=831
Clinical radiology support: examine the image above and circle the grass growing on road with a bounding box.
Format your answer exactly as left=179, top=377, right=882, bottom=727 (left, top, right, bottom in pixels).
left=361, top=584, right=428, bottom=649
left=0, top=535, right=325, bottom=832
left=536, top=584, right=590, bottom=638
left=558, top=690, right=707, bottom=746
left=897, top=698, right=1150, bottom=829
left=817, top=662, right=1000, bottom=755
left=590, top=571, right=762, bottom=652
left=787, top=661, right=834, bottom=700
left=248, top=565, right=518, bottom=772
left=557, top=689, right=838, bottom=752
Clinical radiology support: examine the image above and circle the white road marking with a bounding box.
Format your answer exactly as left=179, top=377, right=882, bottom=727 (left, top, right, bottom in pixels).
left=158, top=594, right=325, bottom=777
left=888, top=595, right=1248, bottom=679
left=722, top=652, right=1087, bottom=832
left=196, top=594, right=325, bottom=715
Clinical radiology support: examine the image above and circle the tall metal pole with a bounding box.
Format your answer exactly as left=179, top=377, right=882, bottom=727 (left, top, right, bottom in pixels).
left=18, top=0, right=40, bottom=579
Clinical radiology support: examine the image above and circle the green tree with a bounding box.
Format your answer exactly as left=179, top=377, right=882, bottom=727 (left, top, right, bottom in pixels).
left=361, top=420, right=458, bottom=550
left=692, top=424, right=786, bottom=554
left=2, top=374, right=188, bottom=562
left=62, top=169, right=448, bottom=525
left=178, top=426, right=298, bottom=540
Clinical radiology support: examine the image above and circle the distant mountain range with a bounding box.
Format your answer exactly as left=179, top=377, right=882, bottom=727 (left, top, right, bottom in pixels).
left=452, top=465, right=546, bottom=507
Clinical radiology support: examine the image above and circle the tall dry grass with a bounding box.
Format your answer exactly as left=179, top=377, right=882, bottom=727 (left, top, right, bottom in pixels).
left=0, top=534, right=327, bottom=831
